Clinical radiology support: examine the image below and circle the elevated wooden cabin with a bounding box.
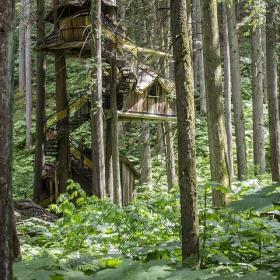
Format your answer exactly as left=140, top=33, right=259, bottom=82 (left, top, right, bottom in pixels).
left=117, top=65, right=177, bottom=121
left=41, top=0, right=129, bottom=58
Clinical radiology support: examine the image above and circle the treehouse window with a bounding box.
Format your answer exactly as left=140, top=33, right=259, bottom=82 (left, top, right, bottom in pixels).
left=148, top=83, right=159, bottom=98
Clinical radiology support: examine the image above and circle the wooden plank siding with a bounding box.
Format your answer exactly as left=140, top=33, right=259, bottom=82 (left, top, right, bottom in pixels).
left=122, top=83, right=177, bottom=119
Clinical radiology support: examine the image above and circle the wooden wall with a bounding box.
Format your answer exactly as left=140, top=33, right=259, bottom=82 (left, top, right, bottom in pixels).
left=120, top=160, right=138, bottom=206
left=122, top=84, right=177, bottom=117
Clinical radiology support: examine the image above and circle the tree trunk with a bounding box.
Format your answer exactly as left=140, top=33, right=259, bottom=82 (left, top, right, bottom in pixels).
left=111, top=55, right=122, bottom=206
left=192, top=0, right=206, bottom=116
left=222, top=5, right=234, bottom=179
left=170, top=0, right=199, bottom=262
left=91, top=0, right=106, bottom=198
left=227, top=4, right=247, bottom=180
left=163, top=122, right=176, bottom=190
left=55, top=50, right=69, bottom=194
left=140, top=122, right=152, bottom=185
left=155, top=0, right=176, bottom=190
left=24, top=0, right=32, bottom=149
left=34, top=0, right=46, bottom=200
left=266, top=3, right=280, bottom=182
left=0, top=0, right=18, bottom=277
left=201, top=0, right=231, bottom=207
left=19, top=0, right=26, bottom=97
left=261, top=25, right=267, bottom=104
left=157, top=124, right=165, bottom=155
left=251, top=26, right=265, bottom=175
left=105, top=119, right=114, bottom=201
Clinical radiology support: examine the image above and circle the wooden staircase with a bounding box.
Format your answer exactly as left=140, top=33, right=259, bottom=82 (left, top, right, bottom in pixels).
left=117, top=62, right=137, bottom=95
left=39, top=90, right=139, bottom=207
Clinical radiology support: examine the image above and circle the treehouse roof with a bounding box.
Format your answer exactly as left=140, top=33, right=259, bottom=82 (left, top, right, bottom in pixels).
left=46, top=0, right=117, bottom=23
left=136, top=66, right=175, bottom=95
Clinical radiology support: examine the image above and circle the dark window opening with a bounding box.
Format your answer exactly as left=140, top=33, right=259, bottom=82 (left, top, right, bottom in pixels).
left=148, top=83, right=158, bottom=98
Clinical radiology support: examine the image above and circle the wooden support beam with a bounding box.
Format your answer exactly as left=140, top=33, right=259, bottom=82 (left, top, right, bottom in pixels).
left=118, top=111, right=177, bottom=122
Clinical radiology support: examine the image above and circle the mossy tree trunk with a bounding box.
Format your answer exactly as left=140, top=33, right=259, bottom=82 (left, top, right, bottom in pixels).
left=91, top=0, right=106, bottom=198
left=201, top=0, right=231, bottom=207
left=222, top=4, right=234, bottom=179
left=251, top=24, right=265, bottom=175
left=266, top=2, right=280, bottom=182
left=34, top=0, right=46, bottom=201
left=0, top=0, right=19, bottom=277
left=53, top=0, right=69, bottom=194
left=227, top=3, right=247, bottom=180
left=170, top=0, right=199, bottom=263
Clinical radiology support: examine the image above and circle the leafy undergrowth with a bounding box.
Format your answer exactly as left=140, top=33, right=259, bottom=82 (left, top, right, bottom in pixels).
left=14, top=180, right=280, bottom=280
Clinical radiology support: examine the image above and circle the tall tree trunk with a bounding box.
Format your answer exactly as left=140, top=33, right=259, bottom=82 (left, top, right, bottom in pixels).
left=201, top=0, right=231, bottom=207
left=163, top=122, right=176, bottom=190
left=55, top=50, right=69, bottom=194
left=170, top=0, right=199, bottom=262
left=140, top=122, right=152, bottom=185
left=222, top=5, right=234, bottom=179
left=266, top=2, right=280, bottom=182
left=227, top=3, right=247, bottom=180
left=105, top=119, right=114, bottom=201
left=251, top=26, right=265, bottom=175
left=34, top=0, right=46, bottom=200
left=25, top=0, right=32, bottom=149
left=91, top=0, right=106, bottom=198
left=0, top=0, right=17, bottom=277
left=53, top=0, right=69, bottom=194
left=19, top=0, right=26, bottom=97
left=155, top=0, right=176, bottom=189
left=192, top=0, right=206, bottom=116
left=157, top=124, right=165, bottom=155
left=111, top=54, right=122, bottom=206
left=261, top=25, right=267, bottom=104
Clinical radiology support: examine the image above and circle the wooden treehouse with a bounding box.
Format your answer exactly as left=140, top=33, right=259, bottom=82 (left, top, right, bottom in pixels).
left=36, top=0, right=176, bottom=207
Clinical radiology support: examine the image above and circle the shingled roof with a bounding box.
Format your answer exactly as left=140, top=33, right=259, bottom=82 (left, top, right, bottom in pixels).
left=136, top=65, right=175, bottom=95
left=46, top=0, right=117, bottom=22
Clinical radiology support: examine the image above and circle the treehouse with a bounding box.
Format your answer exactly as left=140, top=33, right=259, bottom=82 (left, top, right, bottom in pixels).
left=117, top=65, right=177, bottom=121
left=41, top=0, right=131, bottom=58
left=35, top=0, right=177, bottom=207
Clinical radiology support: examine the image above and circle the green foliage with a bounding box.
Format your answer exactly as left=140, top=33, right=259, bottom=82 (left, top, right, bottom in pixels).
left=14, top=178, right=280, bottom=279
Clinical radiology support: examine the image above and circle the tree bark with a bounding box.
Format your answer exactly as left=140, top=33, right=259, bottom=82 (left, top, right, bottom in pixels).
left=163, top=122, right=176, bottom=190
left=19, top=0, right=26, bottom=97
left=261, top=25, right=267, bottom=104
left=170, top=0, right=199, bottom=262
left=55, top=50, right=69, bottom=194
left=111, top=55, right=122, bottom=206
left=91, top=0, right=106, bottom=198
left=222, top=5, right=234, bottom=179
left=227, top=4, right=247, bottom=180
left=24, top=0, right=32, bottom=149
left=266, top=3, right=280, bottom=182
left=34, top=0, right=46, bottom=200
left=192, top=0, right=206, bottom=116
left=0, top=0, right=18, bottom=277
left=251, top=26, right=265, bottom=175
left=201, top=0, right=231, bottom=207
left=105, top=119, right=114, bottom=201
left=140, top=122, right=152, bottom=185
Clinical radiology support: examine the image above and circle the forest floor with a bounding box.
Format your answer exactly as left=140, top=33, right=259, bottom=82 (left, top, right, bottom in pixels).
left=13, top=179, right=280, bottom=280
